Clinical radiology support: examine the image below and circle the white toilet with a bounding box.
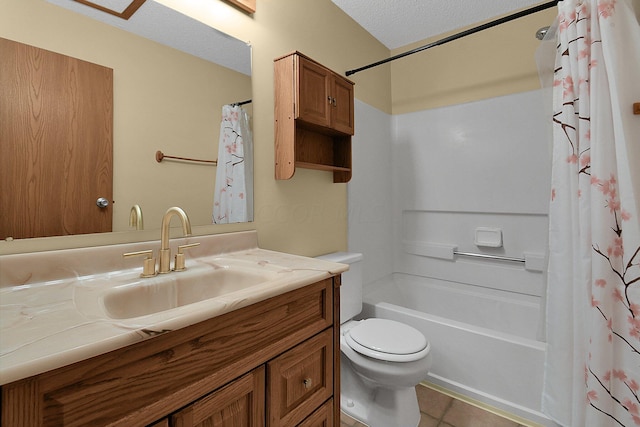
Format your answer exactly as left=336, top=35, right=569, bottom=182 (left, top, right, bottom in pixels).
left=316, top=252, right=432, bottom=427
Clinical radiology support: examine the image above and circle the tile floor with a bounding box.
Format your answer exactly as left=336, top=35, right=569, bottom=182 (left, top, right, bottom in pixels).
left=340, top=384, right=533, bottom=427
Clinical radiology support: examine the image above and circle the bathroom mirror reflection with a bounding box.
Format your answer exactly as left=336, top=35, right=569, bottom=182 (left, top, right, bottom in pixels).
left=0, top=0, right=252, bottom=241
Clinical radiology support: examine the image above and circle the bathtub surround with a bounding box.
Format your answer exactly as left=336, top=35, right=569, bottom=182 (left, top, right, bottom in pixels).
left=542, top=1, right=640, bottom=426
left=348, top=89, right=553, bottom=424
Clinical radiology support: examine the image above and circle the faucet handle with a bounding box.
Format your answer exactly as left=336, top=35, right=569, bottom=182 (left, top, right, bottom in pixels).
left=123, top=249, right=157, bottom=278
left=174, top=243, right=200, bottom=272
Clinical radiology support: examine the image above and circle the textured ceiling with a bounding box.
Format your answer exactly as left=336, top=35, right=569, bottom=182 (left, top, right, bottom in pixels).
left=332, top=0, right=551, bottom=49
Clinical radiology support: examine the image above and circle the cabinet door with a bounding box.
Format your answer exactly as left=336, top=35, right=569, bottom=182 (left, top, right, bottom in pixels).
left=297, top=400, right=333, bottom=427
left=330, top=77, right=354, bottom=135
left=171, top=367, right=265, bottom=427
left=267, top=329, right=333, bottom=427
left=296, top=57, right=331, bottom=128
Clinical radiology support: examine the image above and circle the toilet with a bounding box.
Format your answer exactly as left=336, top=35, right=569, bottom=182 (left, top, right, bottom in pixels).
left=316, top=252, right=432, bottom=427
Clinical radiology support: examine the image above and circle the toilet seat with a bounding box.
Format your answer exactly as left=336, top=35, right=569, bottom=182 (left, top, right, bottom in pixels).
left=345, top=318, right=429, bottom=362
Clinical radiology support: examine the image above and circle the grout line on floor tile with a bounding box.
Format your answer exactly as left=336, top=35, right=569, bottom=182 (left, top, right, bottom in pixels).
left=437, top=397, right=455, bottom=424
left=419, top=381, right=544, bottom=427
left=419, top=401, right=454, bottom=425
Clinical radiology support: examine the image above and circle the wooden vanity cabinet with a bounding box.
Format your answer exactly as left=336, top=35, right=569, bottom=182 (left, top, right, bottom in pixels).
left=0, top=277, right=341, bottom=427
left=274, top=52, right=354, bottom=183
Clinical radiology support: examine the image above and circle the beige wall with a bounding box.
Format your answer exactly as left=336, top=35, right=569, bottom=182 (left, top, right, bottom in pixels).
left=0, top=0, right=390, bottom=256
left=390, top=7, right=558, bottom=113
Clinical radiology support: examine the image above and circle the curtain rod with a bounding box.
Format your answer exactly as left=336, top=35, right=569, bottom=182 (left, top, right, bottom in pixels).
left=345, top=0, right=559, bottom=77
left=232, top=99, right=252, bottom=106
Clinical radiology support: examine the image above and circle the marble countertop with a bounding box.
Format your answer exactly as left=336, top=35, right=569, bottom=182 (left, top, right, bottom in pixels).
left=0, top=231, right=347, bottom=385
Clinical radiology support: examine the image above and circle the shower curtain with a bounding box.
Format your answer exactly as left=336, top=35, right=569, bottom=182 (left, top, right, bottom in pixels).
left=213, top=104, right=253, bottom=223
left=542, top=0, right=640, bottom=426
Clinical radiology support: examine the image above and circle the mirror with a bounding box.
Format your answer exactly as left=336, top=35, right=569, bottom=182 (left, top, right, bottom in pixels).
left=0, top=0, right=252, bottom=241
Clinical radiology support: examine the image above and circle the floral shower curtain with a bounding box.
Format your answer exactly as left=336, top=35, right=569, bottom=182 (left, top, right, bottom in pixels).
left=212, top=104, right=253, bottom=224
left=542, top=0, right=640, bottom=426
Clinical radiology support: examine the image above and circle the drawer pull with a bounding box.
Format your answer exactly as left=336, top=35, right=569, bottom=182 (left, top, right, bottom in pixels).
left=303, top=378, right=313, bottom=389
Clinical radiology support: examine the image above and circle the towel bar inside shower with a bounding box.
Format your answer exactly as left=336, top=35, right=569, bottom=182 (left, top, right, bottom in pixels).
left=453, top=251, right=525, bottom=263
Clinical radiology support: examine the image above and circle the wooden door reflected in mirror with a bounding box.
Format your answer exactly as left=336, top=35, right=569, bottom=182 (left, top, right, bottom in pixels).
left=0, top=38, right=113, bottom=239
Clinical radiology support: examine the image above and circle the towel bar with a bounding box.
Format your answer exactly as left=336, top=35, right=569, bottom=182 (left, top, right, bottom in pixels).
left=155, top=150, right=217, bottom=165
left=453, top=251, right=525, bottom=263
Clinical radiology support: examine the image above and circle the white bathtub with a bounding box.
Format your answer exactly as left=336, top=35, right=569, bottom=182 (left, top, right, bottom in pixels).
left=360, top=273, right=554, bottom=426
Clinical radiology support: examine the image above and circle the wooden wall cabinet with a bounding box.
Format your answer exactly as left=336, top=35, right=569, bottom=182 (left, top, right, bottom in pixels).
left=274, top=52, right=354, bottom=183
left=1, top=278, right=341, bottom=427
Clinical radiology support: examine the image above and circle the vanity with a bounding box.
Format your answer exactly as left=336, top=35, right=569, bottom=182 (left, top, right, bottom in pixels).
left=0, top=231, right=346, bottom=426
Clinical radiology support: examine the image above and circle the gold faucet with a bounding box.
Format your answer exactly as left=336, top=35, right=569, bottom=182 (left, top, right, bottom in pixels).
left=129, top=204, right=144, bottom=230
left=158, top=207, right=193, bottom=274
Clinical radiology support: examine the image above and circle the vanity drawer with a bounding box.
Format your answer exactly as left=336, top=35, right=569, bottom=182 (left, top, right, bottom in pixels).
left=267, top=329, right=333, bottom=427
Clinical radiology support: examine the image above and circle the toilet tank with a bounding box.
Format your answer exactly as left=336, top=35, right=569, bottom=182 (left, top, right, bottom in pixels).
left=315, top=252, right=363, bottom=324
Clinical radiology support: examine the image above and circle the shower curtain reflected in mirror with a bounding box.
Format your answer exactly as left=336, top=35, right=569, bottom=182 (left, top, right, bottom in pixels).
left=542, top=1, right=640, bottom=426
left=212, top=104, right=253, bottom=224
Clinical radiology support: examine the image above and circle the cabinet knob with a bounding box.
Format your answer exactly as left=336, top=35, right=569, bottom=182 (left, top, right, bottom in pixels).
left=303, top=378, right=312, bottom=389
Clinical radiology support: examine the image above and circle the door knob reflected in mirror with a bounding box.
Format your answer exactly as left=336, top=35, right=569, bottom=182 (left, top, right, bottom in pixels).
left=96, top=197, right=110, bottom=208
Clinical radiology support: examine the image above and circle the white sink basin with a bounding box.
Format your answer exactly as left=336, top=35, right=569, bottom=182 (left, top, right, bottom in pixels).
left=101, top=265, right=278, bottom=319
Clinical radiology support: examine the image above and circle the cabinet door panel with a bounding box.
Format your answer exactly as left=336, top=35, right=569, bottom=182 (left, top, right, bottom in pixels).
left=331, top=77, right=354, bottom=135
left=297, top=399, right=333, bottom=427
left=171, top=367, right=265, bottom=427
left=296, top=57, right=331, bottom=128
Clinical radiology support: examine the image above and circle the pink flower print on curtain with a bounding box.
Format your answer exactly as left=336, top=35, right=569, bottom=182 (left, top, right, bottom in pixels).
left=212, top=104, right=253, bottom=223
left=542, top=0, right=640, bottom=426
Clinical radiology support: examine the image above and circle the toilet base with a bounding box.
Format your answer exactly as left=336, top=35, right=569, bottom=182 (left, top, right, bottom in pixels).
left=341, top=356, right=421, bottom=427
left=341, top=385, right=420, bottom=427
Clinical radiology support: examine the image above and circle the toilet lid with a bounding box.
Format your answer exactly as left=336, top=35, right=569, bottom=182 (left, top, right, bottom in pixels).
left=345, top=318, right=429, bottom=362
